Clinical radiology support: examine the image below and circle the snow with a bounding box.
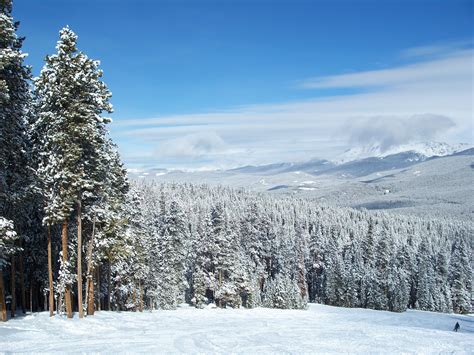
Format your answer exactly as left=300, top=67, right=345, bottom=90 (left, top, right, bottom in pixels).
left=1, top=304, right=472, bottom=353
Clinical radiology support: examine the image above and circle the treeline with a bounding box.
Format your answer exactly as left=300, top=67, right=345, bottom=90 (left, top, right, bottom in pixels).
left=123, top=182, right=472, bottom=314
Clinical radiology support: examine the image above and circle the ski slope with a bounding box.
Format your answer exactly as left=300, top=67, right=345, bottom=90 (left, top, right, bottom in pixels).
left=1, top=304, right=472, bottom=353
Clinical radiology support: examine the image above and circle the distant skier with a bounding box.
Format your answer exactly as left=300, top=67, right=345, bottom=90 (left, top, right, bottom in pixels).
left=453, top=322, right=460, bottom=332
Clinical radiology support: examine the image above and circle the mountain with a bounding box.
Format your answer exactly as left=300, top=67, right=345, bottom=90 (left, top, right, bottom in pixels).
left=229, top=142, right=473, bottom=178
left=314, top=151, right=429, bottom=178
left=130, top=144, right=473, bottom=218
left=337, top=141, right=471, bottom=163
left=230, top=159, right=335, bottom=175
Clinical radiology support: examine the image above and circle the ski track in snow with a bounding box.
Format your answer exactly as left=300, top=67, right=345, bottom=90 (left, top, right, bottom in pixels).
left=1, top=304, right=473, bottom=354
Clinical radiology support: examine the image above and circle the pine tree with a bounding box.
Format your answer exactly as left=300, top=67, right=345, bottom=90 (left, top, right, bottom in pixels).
left=214, top=215, right=243, bottom=308
left=0, top=217, right=18, bottom=320
left=450, top=234, right=472, bottom=314
left=154, top=200, right=187, bottom=309
left=192, top=213, right=216, bottom=308
left=373, top=226, right=391, bottom=310
left=33, top=27, right=113, bottom=318
left=415, top=238, right=435, bottom=311
left=0, top=0, right=32, bottom=321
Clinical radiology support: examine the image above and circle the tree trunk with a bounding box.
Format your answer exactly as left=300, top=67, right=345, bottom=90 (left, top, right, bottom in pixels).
left=61, top=219, right=73, bottom=318
left=86, top=267, right=95, bottom=316
left=139, top=280, right=143, bottom=312
left=96, top=265, right=101, bottom=311
left=30, top=285, right=33, bottom=313
left=107, top=260, right=112, bottom=311
left=47, top=226, right=54, bottom=316
left=77, top=199, right=84, bottom=319
left=0, top=268, right=6, bottom=321
left=10, top=256, right=16, bottom=318
left=218, top=270, right=222, bottom=308
left=86, top=215, right=96, bottom=316
left=132, top=287, right=137, bottom=312
left=298, top=255, right=307, bottom=298
left=19, top=247, right=26, bottom=314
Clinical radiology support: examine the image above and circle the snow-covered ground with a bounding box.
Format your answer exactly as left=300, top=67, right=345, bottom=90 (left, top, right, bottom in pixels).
left=1, top=304, right=472, bottom=353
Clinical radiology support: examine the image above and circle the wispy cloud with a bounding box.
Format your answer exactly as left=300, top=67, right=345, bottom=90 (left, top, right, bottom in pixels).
left=399, top=39, right=473, bottom=59
left=111, top=43, right=473, bottom=169
left=299, top=49, right=471, bottom=89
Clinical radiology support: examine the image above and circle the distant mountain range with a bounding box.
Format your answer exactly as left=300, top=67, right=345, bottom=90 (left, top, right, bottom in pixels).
left=127, top=142, right=473, bottom=218
left=337, top=141, right=472, bottom=163
left=227, top=142, right=473, bottom=178
left=128, top=141, right=473, bottom=179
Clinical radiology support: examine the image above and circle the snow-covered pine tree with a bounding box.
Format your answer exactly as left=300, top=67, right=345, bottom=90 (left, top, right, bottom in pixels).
left=415, top=237, right=436, bottom=311
left=33, top=27, right=113, bottom=318
left=0, top=217, right=18, bottom=321
left=372, top=225, right=391, bottom=310
left=83, top=140, right=129, bottom=314
left=342, top=235, right=362, bottom=308
left=214, top=209, right=243, bottom=308
left=307, top=223, right=324, bottom=302
left=154, top=200, right=187, bottom=309
left=450, top=233, right=472, bottom=314
left=191, top=213, right=216, bottom=308
left=0, top=0, right=33, bottom=320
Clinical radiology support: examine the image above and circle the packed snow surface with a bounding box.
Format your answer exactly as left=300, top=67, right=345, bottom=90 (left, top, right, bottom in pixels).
left=1, top=304, right=472, bottom=353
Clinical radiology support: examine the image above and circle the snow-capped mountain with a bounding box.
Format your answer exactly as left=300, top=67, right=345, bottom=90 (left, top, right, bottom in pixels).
left=337, top=142, right=472, bottom=164
left=127, top=142, right=472, bottom=181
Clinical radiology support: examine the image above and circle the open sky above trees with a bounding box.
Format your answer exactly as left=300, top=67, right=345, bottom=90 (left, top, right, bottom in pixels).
left=13, top=0, right=473, bottom=169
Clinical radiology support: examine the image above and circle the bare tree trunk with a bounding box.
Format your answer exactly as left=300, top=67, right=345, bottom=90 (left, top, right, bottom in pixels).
left=30, top=282, right=33, bottom=313
left=86, top=216, right=96, bottom=316
left=10, top=256, right=16, bottom=318
left=86, top=267, right=95, bottom=315
left=139, top=280, right=143, bottom=312
left=107, top=260, right=111, bottom=311
left=96, top=265, right=101, bottom=311
left=132, top=287, right=137, bottom=312
left=0, top=268, right=6, bottom=321
left=77, top=199, right=84, bottom=319
left=47, top=226, right=54, bottom=316
left=61, top=219, right=73, bottom=318
left=19, top=249, right=26, bottom=314
left=218, top=270, right=222, bottom=307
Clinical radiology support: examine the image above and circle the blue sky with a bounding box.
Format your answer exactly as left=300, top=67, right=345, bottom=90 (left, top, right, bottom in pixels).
left=14, top=0, right=473, bottom=169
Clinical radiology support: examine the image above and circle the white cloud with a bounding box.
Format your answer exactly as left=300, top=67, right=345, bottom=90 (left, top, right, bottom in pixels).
left=345, top=114, right=456, bottom=150
left=154, top=131, right=227, bottom=159
left=111, top=45, right=473, bottom=169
